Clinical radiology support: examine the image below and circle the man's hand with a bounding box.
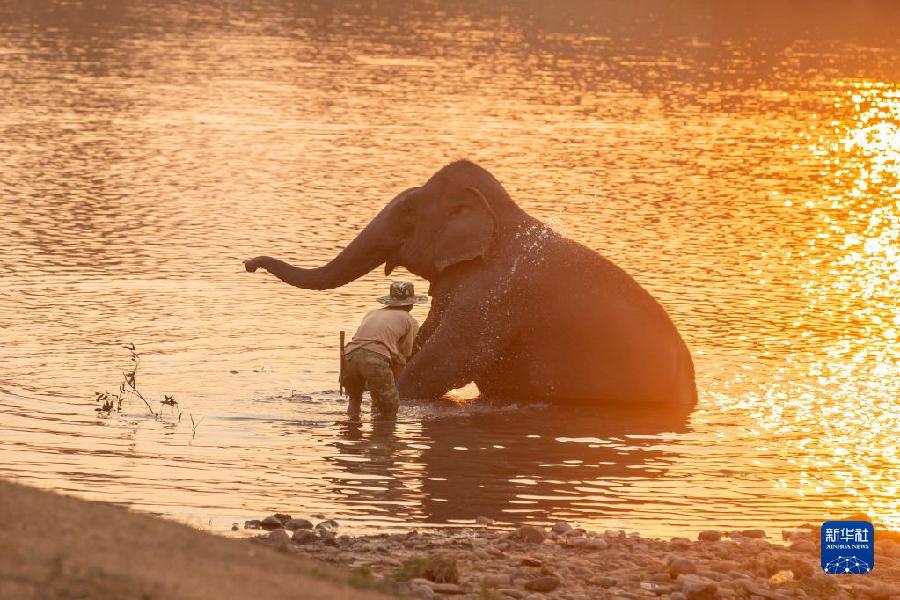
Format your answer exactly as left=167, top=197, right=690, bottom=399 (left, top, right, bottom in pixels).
left=243, top=256, right=269, bottom=273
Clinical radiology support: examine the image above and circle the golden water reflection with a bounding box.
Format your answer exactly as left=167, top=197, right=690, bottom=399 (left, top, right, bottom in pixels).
left=0, top=1, right=897, bottom=536
left=709, top=83, right=899, bottom=530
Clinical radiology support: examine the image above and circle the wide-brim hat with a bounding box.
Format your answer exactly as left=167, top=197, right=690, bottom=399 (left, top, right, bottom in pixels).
left=378, top=281, right=429, bottom=306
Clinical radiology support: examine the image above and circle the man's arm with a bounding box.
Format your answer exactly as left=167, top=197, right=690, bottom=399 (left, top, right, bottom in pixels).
left=395, top=318, right=419, bottom=367
left=400, top=315, right=419, bottom=364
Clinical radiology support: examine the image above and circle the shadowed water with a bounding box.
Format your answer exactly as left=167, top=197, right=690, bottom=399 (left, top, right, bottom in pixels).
left=1, top=0, right=897, bottom=537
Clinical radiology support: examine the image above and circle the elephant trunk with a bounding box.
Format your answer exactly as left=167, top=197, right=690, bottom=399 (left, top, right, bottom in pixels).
left=261, top=189, right=414, bottom=291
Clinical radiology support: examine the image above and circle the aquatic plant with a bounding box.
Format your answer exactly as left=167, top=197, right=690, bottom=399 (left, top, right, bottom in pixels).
left=93, top=343, right=201, bottom=437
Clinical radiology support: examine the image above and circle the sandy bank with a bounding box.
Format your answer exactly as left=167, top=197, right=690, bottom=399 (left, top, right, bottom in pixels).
left=0, top=479, right=385, bottom=600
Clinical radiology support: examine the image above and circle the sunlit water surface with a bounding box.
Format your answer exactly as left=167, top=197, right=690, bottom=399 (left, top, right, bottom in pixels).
left=1, top=1, right=897, bottom=537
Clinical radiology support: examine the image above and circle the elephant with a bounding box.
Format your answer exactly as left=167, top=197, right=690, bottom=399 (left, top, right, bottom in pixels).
left=244, top=160, right=697, bottom=406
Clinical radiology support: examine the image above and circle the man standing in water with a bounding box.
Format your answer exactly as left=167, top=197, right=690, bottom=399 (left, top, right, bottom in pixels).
left=342, top=281, right=428, bottom=420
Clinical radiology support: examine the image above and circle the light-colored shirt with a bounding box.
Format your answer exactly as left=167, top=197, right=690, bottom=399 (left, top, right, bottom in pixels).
left=344, top=308, right=419, bottom=366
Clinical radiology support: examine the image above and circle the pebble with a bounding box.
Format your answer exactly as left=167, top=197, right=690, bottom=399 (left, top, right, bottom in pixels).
left=509, top=568, right=530, bottom=584
left=708, top=560, right=740, bottom=573
left=585, top=538, right=608, bottom=550
left=862, top=582, right=900, bottom=598
left=640, top=582, right=673, bottom=593
left=736, top=529, right=767, bottom=539
left=677, top=574, right=717, bottom=599
left=525, top=575, right=561, bottom=592
left=876, top=540, right=900, bottom=558
left=430, top=583, right=465, bottom=595
left=768, top=570, right=793, bottom=585
left=292, top=529, right=318, bottom=544
left=476, top=516, right=495, bottom=525
left=669, top=557, right=698, bottom=578
left=243, top=513, right=900, bottom=600
left=260, top=516, right=283, bottom=530
left=316, top=519, right=339, bottom=531
left=273, top=513, right=292, bottom=524
left=783, top=556, right=814, bottom=579
left=514, top=525, right=547, bottom=544
left=568, top=537, right=608, bottom=550
left=410, top=585, right=434, bottom=600
left=698, top=530, right=722, bottom=542
left=552, top=521, right=573, bottom=534
left=243, top=519, right=261, bottom=530
left=284, top=518, right=313, bottom=531
left=482, top=574, right=511, bottom=587
left=425, top=554, right=459, bottom=583
left=268, top=528, right=290, bottom=543
left=781, top=530, right=811, bottom=542
left=741, top=580, right=792, bottom=599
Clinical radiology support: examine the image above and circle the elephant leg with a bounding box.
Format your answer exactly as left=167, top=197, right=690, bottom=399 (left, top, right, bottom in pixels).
left=399, top=303, right=513, bottom=400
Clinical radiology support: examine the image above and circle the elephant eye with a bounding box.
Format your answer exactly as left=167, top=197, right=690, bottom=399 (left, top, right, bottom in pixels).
left=449, top=204, right=469, bottom=217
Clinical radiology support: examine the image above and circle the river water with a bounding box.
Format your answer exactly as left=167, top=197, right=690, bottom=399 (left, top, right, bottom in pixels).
left=1, top=1, right=897, bottom=538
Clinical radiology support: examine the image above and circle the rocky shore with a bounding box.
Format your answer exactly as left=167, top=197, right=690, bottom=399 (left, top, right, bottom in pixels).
left=248, top=515, right=900, bottom=600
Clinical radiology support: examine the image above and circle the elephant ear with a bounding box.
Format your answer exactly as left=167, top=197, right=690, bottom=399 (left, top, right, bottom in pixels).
left=433, top=186, right=497, bottom=273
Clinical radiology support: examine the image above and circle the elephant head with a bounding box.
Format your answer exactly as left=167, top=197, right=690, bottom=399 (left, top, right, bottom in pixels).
left=245, top=161, right=529, bottom=288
